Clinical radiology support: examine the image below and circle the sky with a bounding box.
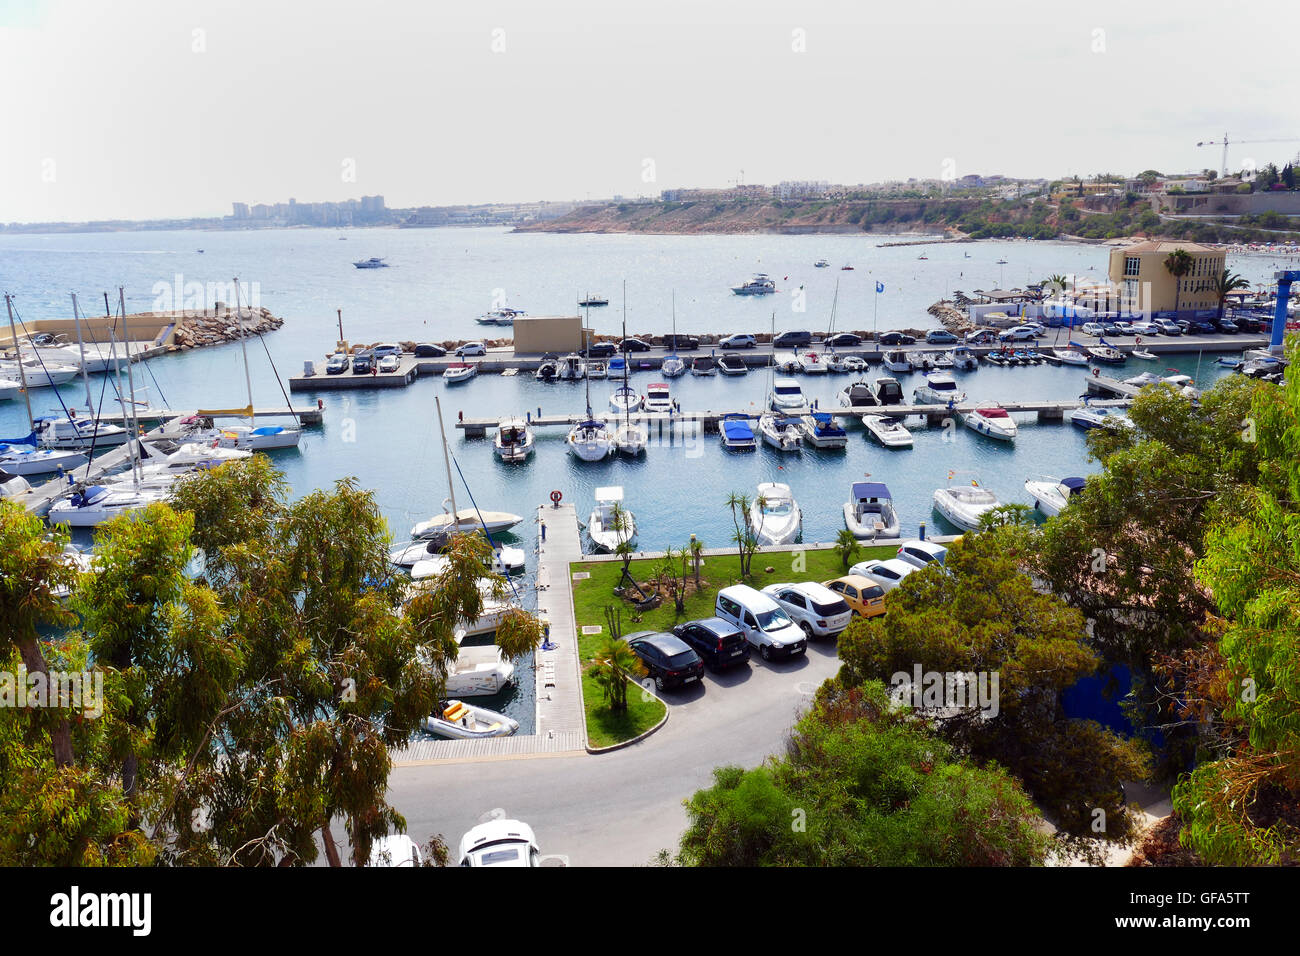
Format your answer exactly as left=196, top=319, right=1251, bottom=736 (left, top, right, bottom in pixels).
left=2, top=0, right=1299, bottom=223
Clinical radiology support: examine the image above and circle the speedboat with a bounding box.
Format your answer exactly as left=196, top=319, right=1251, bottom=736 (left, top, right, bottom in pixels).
left=422, top=700, right=518, bottom=739
left=587, top=360, right=608, bottom=379
left=1087, top=345, right=1126, bottom=365
left=32, top=417, right=130, bottom=451
left=566, top=419, right=613, bottom=461
left=609, top=384, right=641, bottom=414
left=411, top=509, right=523, bottom=540
left=913, top=373, right=965, bottom=406
left=0, top=442, right=88, bottom=475
left=799, top=412, right=848, bottom=449
left=613, top=420, right=648, bottom=456
left=587, top=486, right=636, bottom=552
left=861, top=414, right=913, bottom=448
left=1068, top=404, right=1136, bottom=430
left=642, top=382, right=673, bottom=413
left=216, top=423, right=302, bottom=450
left=768, top=377, right=809, bottom=415
left=720, top=414, right=757, bottom=451
left=476, top=307, right=526, bottom=325
left=933, top=478, right=1002, bottom=531
left=661, top=354, right=687, bottom=378
left=843, top=481, right=900, bottom=540
left=799, top=351, right=828, bottom=374
left=748, top=482, right=802, bottom=546
left=1051, top=348, right=1089, bottom=366
left=443, top=362, right=477, bottom=384
left=0, top=469, right=31, bottom=498
left=731, top=273, right=777, bottom=296
left=494, top=418, right=534, bottom=462
left=535, top=354, right=560, bottom=381
left=882, top=349, right=913, bottom=373
left=951, top=347, right=979, bottom=371
left=758, top=415, right=802, bottom=452
left=825, top=353, right=851, bottom=373
left=718, top=353, right=748, bottom=376
left=962, top=403, right=1017, bottom=441
left=814, top=258, right=830, bottom=268
left=0, top=378, right=21, bottom=402
left=353, top=257, right=388, bottom=269
left=690, top=355, right=716, bottom=376
left=1025, top=475, right=1087, bottom=517
left=391, top=538, right=525, bottom=575
left=838, top=380, right=880, bottom=413
left=0, top=360, right=80, bottom=388
left=928, top=350, right=955, bottom=369
left=556, top=354, right=586, bottom=381
left=47, top=483, right=167, bottom=528
left=842, top=355, right=868, bottom=373
left=873, top=377, right=905, bottom=406
left=445, top=644, right=517, bottom=698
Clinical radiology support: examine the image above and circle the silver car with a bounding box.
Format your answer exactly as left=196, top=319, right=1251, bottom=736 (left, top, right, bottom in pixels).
left=761, top=582, right=853, bottom=638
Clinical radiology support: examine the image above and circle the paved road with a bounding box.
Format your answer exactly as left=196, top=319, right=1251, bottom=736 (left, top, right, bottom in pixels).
left=388, top=637, right=844, bottom=866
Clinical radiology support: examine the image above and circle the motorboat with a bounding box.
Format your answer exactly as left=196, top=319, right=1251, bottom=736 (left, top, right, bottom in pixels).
left=411, top=508, right=524, bottom=540
left=609, top=384, right=641, bottom=414
left=353, top=257, right=389, bottom=269
left=391, top=538, right=526, bottom=575
left=873, top=377, right=905, bottom=406
left=46, top=483, right=168, bottom=528
left=587, top=486, right=636, bottom=552
left=800, top=412, right=848, bottom=449
left=913, top=372, right=965, bottom=406
left=842, top=355, right=868, bottom=373
left=587, top=360, right=608, bottom=379
left=775, top=354, right=803, bottom=375
left=535, top=353, right=560, bottom=381
left=768, top=377, right=809, bottom=415
left=1161, top=374, right=1201, bottom=399
left=748, top=482, right=802, bottom=546
left=215, top=423, right=302, bottom=450
left=642, top=382, right=673, bottom=413
left=843, top=481, right=900, bottom=540
left=0, top=469, right=31, bottom=498
left=1025, top=475, right=1087, bottom=518
left=494, top=418, right=535, bottom=462
left=578, top=295, right=608, bottom=307
left=0, top=378, right=21, bottom=402
left=951, top=347, right=979, bottom=371
left=882, top=349, right=913, bottom=373
left=933, top=478, right=1002, bottom=531
left=799, top=351, right=828, bottom=374
left=408, top=571, right=519, bottom=635
left=613, top=420, right=647, bottom=456
left=421, top=700, right=519, bottom=739
left=731, top=273, right=776, bottom=296
left=476, top=307, right=526, bottom=325
left=841, top=264, right=855, bottom=271
left=928, top=350, right=955, bottom=369
left=1068, top=403, right=1135, bottom=431
left=1130, top=348, right=1157, bottom=361
left=838, top=380, right=880, bottom=413
left=0, top=442, right=88, bottom=476
left=758, top=415, right=802, bottom=452
left=718, top=353, right=747, bottom=376
left=566, top=419, right=613, bottom=461
left=690, top=355, right=716, bottom=376
left=31, top=416, right=130, bottom=451
left=445, top=644, right=517, bottom=698
left=1051, top=348, right=1089, bottom=366
left=1086, top=345, right=1126, bottom=365
left=442, top=362, right=476, bottom=384
left=814, top=258, right=830, bottom=268
left=861, top=414, right=913, bottom=448
left=0, top=360, right=80, bottom=388
left=962, top=403, right=1017, bottom=441
left=720, top=414, right=757, bottom=451
left=661, top=355, right=687, bottom=378
left=556, top=353, right=586, bottom=381
left=825, top=353, right=851, bottom=373
left=1122, top=371, right=1164, bottom=387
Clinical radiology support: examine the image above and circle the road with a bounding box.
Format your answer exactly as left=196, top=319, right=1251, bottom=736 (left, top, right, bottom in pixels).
left=388, top=638, right=844, bottom=866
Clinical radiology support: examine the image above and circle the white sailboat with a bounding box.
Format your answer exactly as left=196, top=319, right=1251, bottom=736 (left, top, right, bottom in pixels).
left=567, top=419, right=614, bottom=461
left=748, top=482, right=801, bottom=546
left=661, top=291, right=687, bottom=378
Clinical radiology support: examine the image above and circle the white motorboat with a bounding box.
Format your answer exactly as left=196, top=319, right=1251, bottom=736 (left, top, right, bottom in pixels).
left=720, top=414, right=757, bottom=451
left=748, top=482, right=801, bottom=546
left=535, top=354, right=560, bottom=381
left=1068, top=404, right=1135, bottom=431
left=798, top=351, right=829, bottom=374
left=31, top=417, right=130, bottom=451
left=1130, top=348, right=1158, bottom=361
left=443, top=362, right=477, bottom=384
left=843, top=355, right=868, bottom=373
left=861, top=414, right=913, bottom=448
left=0, top=442, right=88, bottom=476
left=446, top=645, right=517, bottom=698
left=661, top=355, right=687, bottom=378
left=843, top=481, right=900, bottom=539
left=642, top=382, right=673, bottom=413
left=494, top=418, right=535, bottom=462
left=873, top=377, right=905, bottom=406
left=476, top=307, right=525, bottom=325
left=587, top=486, right=636, bottom=552
left=411, top=509, right=524, bottom=540
left=613, top=420, right=647, bottom=456
left=718, top=354, right=748, bottom=376
left=1051, top=348, right=1089, bottom=366
left=609, top=384, right=641, bottom=414
left=882, top=350, right=913, bottom=374
left=566, top=419, right=614, bottom=461
left=422, top=700, right=519, bottom=739
left=838, top=380, right=881, bottom=413
left=0, top=360, right=80, bottom=388
left=800, top=412, right=848, bottom=449
left=933, top=477, right=1002, bottom=531
left=391, top=539, right=526, bottom=575
left=0, top=469, right=31, bottom=498
left=951, top=347, right=979, bottom=371
left=758, top=415, right=802, bottom=453
left=825, top=353, right=851, bottom=373
left=913, top=372, right=966, bottom=406
left=587, top=360, right=608, bottom=379
left=962, top=403, right=1017, bottom=441
left=731, top=273, right=777, bottom=296
left=46, top=483, right=168, bottom=528
left=216, top=423, right=302, bottom=450
left=0, top=377, right=21, bottom=401
left=1025, top=475, right=1087, bottom=517
left=556, top=353, right=586, bottom=381
left=691, top=355, right=717, bottom=376
left=768, top=377, right=809, bottom=415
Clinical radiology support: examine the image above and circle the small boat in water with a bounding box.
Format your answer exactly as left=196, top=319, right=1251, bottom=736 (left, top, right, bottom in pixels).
left=748, top=482, right=802, bottom=546
left=411, top=509, right=523, bottom=541
left=47, top=483, right=168, bottom=528
left=1068, top=403, right=1136, bottom=431
left=814, top=259, right=830, bottom=268
left=443, top=362, right=477, bottom=384
left=391, top=538, right=526, bottom=575
left=534, top=353, right=560, bottom=381
left=732, top=273, right=777, bottom=295
left=843, top=481, right=900, bottom=539
left=1025, top=475, right=1087, bottom=517
left=842, top=355, right=868, bottom=373
left=216, top=422, right=303, bottom=451
left=768, top=377, right=810, bottom=415
left=609, top=384, right=641, bottom=414
left=720, top=414, right=757, bottom=451
left=1087, top=345, right=1126, bottom=365
left=799, top=351, right=828, bottom=374
left=1130, top=348, right=1157, bottom=361
left=578, top=294, right=609, bottom=307
left=422, top=700, right=519, bottom=739
left=873, top=377, right=905, bottom=406
left=758, top=415, right=802, bottom=453
left=613, top=419, right=648, bottom=456
left=718, top=353, right=748, bottom=376
left=691, top=355, right=716, bottom=376
left=32, top=416, right=131, bottom=451
left=838, top=380, right=880, bottom=413
left=494, top=417, right=534, bottom=462
left=353, top=257, right=389, bottom=269
left=933, top=477, right=1002, bottom=531
left=477, top=307, right=526, bottom=326
left=951, top=346, right=979, bottom=371
left=642, top=382, right=673, bottom=413
left=962, top=403, right=1017, bottom=441
left=800, top=412, right=848, bottom=449
left=1051, top=348, right=1089, bottom=366
left=661, top=354, right=687, bottom=378
left=913, top=372, right=965, bottom=406
left=587, top=486, right=637, bottom=552
left=861, top=414, right=913, bottom=448
left=882, top=349, right=913, bottom=373
left=556, top=353, right=586, bottom=381
left=566, top=419, right=614, bottom=461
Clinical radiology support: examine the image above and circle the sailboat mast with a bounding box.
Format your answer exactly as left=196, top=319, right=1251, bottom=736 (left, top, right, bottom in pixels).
left=435, top=395, right=459, bottom=528
left=70, top=293, right=93, bottom=412
left=4, top=294, right=34, bottom=430
left=233, top=277, right=255, bottom=429
left=117, top=288, right=142, bottom=484
left=622, top=279, right=629, bottom=426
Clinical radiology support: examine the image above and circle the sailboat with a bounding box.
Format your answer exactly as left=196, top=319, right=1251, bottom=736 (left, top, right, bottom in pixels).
left=611, top=282, right=648, bottom=456
left=660, top=291, right=687, bottom=378
left=567, top=314, right=614, bottom=461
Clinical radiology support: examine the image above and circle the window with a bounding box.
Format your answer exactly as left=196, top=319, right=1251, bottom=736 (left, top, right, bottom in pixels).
left=785, top=592, right=806, bottom=609
left=1124, top=257, right=1140, bottom=277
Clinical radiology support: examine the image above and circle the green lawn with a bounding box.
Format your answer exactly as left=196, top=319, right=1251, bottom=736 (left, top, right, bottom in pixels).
left=582, top=671, right=668, bottom=749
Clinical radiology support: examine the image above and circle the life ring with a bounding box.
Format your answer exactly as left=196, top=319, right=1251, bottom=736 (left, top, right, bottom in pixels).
left=1134, top=335, right=1141, bottom=344
left=1092, top=367, right=1100, bottom=377
left=549, top=489, right=563, bottom=505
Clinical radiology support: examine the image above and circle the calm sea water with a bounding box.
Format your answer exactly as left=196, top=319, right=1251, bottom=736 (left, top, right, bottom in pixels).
left=1, top=227, right=1282, bottom=732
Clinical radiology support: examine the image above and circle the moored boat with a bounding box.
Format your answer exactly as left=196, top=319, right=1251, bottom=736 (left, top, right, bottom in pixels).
left=720, top=414, right=757, bottom=451
left=933, top=477, right=1002, bottom=531
left=748, top=482, right=802, bottom=546
left=718, top=353, right=748, bottom=376
left=962, top=403, right=1017, bottom=441
left=861, top=414, right=913, bottom=448
left=587, top=486, right=637, bottom=552
left=444, top=362, right=477, bottom=384
left=758, top=414, right=802, bottom=452
left=494, top=418, right=535, bottom=462
left=421, top=700, right=519, bottom=739
left=799, top=412, right=848, bottom=449
left=1025, top=475, right=1087, bottom=517
left=843, top=481, right=900, bottom=539
left=566, top=419, right=614, bottom=461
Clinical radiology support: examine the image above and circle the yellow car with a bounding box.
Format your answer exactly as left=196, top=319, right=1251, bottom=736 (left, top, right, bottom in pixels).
left=822, top=575, right=887, bottom=619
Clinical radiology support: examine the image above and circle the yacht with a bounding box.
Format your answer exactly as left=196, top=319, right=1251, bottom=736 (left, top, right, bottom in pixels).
left=411, top=509, right=524, bottom=540
left=0, top=360, right=80, bottom=388
left=609, top=384, right=641, bottom=414
left=843, top=481, right=900, bottom=539
left=731, top=273, right=777, bottom=296
left=718, top=353, right=748, bottom=376
left=1068, top=404, right=1135, bottom=431
left=1025, top=475, right=1087, bottom=518
left=47, top=483, right=168, bottom=528
left=0, top=378, right=21, bottom=402
left=861, top=414, right=914, bottom=448
left=838, top=380, right=880, bottom=413
left=933, top=477, right=1002, bottom=531
left=476, top=307, right=526, bottom=326
left=215, top=422, right=302, bottom=450
left=32, top=416, right=131, bottom=451
left=799, top=412, right=848, bottom=449
left=578, top=295, right=609, bottom=307
left=913, top=372, right=965, bottom=406
left=0, top=441, right=88, bottom=475
left=494, top=418, right=535, bottom=462
left=587, top=486, right=636, bottom=552
left=642, top=382, right=673, bottom=413
left=353, top=257, right=389, bottom=269
left=758, top=414, right=802, bottom=452
left=1051, top=348, right=1089, bottom=366
left=962, top=403, right=1017, bottom=441
left=873, top=377, right=905, bottom=406
left=720, top=414, right=757, bottom=451
left=748, top=482, right=802, bottom=546
left=566, top=419, right=614, bottom=461
left=768, top=377, right=810, bottom=415
left=882, top=350, right=913, bottom=374
left=1130, top=347, right=1157, bottom=361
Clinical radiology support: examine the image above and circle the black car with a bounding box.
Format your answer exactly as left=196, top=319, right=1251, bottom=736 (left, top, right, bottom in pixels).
left=414, top=343, right=448, bottom=357
left=1101, top=322, right=1124, bottom=336
left=878, top=331, right=917, bottom=346
left=673, top=617, right=751, bottom=671
left=351, top=351, right=374, bottom=374
left=620, top=337, right=653, bottom=353
left=626, top=631, right=705, bottom=690
left=1188, top=319, right=1217, bottom=334
left=587, top=341, right=618, bottom=357
left=661, top=334, right=700, bottom=351
left=1214, top=318, right=1239, bottom=334
left=826, top=332, right=862, bottom=347
left=1234, top=315, right=1264, bottom=333
left=773, top=330, right=812, bottom=349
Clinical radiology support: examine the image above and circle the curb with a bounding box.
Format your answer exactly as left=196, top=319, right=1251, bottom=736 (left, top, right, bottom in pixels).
left=585, top=679, right=670, bottom=754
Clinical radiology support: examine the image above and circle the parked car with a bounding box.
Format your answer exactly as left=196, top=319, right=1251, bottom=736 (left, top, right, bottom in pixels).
left=620, top=337, right=653, bottom=353
left=895, top=539, right=950, bottom=570
left=587, top=341, right=618, bottom=357
left=351, top=351, right=374, bottom=374
left=1155, top=320, right=1182, bottom=336
left=1187, top=319, right=1216, bottom=334
left=626, top=631, right=705, bottom=690
left=847, top=558, right=917, bottom=592
left=458, top=819, right=540, bottom=867
left=1214, top=317, right=1239, bottom=334
left=998, top=325, right=1039, bottom=342
left=372, top=343, right=403, bottom=359
left=1080, top=322, right=1105, bottom=337
left=826, top=332, right=863, bottom=347
left=1100, top=322, right=1124, bottom=337
left=719, top=333, right=757, bottom=349
left=878, top=331, right=917, bottom=346
left=773, top=330, right=813, bottom=349
left=714, top=585, right=807, bottom=660
left=1234, top=315, right=1264, bottom=333
left=925, top=329, right=958, bottom=345
left=660, top=334, right=700, bottom=350
left=456, top=342, right=487, bottom=357
left=822, top=576, right=886, bottom=619
left=1113, top=321, right=1134, bottom=335
left=761, top=582, right=853, bottom=639
left=414, top=342, right=447, bottom=357
left=377, top=354, right=400, bottom=373
left=325, top=352, right=349, bottom=375
left=672, top=617, right=751, bottom=670
left=1128, top=321, right=1160, bottom=335
left=963, top=329, right=997, bottom=345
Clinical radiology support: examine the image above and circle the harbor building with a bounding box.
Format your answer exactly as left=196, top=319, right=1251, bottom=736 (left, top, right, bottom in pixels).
left=1107, top=240, right=1227, bottom=318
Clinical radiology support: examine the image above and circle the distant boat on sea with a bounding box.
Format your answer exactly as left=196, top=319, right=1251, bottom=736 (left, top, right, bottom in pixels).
left=354, top=257, right=389, bottom=269
left=731, top=273, right=776, bottom=295
left=579, top=294, right=609, bottom=307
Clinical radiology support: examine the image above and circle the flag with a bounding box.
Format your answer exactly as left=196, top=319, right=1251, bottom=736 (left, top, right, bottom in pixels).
left=947, top=470, right=954, bottom=481
left=876, top=281, right=885, bottom=294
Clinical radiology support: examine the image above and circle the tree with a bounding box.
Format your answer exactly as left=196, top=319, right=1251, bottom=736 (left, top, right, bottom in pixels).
left=725, top=492, right=760, bottom=578
left=1163, top=248, right=1194, bottom=315
left=1211, top=268, right=1250, bottom=318
left=688, top=536, right=704, bottom=589
left=833, top=528, right=860, bottom=571
left=586, top=635, right=644, bottom=711
left=976, top=502, right=1034, bottom=530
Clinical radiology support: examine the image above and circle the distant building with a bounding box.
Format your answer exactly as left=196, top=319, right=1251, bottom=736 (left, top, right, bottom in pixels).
left=1107, top=240, right=1226, bottom=317
left=774, top=181, right=830, bottom=200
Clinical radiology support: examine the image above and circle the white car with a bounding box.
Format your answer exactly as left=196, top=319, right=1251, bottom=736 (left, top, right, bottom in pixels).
left=456, top=342, right=487, bottom=357
left=1129, top=321, right=1160, bottom=335
left=377, top=354, right=400, bottom=373
left=847, top=558, right=917, bottom=592
left=719, top=333, right=757, bottom=349
left=1080, top=322, right=1105, bottom=337
left=761, top=582, right=853, bottom=639
left=998, top=325, right=1038, bottom=342
left=458, top=819, right=541, bottom=867
left=1113, top=321, right=1134, bottom=335
left=895, top=539, right=950, bottom=570
left=368, top=834, right=423, bottom=867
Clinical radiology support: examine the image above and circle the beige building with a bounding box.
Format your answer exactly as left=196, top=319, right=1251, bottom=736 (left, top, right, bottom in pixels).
left=510, top=316, right=590, bottom=354
left=1107, top=240, right=1226, bottom=317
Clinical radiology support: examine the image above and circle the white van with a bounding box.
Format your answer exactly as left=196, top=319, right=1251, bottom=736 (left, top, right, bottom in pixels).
left=714, top=585, right=807, bottom=661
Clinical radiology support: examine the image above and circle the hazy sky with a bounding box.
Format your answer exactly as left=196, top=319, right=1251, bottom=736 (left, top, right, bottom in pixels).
left=3, top=0, right=1298, bottom=223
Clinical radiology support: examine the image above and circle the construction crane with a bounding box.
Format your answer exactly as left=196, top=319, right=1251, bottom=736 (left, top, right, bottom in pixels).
left=1196, top=133, right=1300, bottom=178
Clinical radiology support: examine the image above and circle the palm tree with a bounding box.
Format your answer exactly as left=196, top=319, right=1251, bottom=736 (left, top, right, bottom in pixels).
left=977, top=503, right=1035, bottom=531
left=1212, top=268, right=1250, bottom=318
left=1163, top=248, right=1195, bottom=316
left=688, top=536, right=704, bottom=588
left=834, top=528, right=861, bottom=571
left=586, top=636, right=645, bottom=712
left=726, top=492, right=757, bottom=577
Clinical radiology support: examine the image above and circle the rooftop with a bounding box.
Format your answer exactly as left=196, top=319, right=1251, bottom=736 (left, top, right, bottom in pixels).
left=1115, top=240, right=1221, bottom=255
